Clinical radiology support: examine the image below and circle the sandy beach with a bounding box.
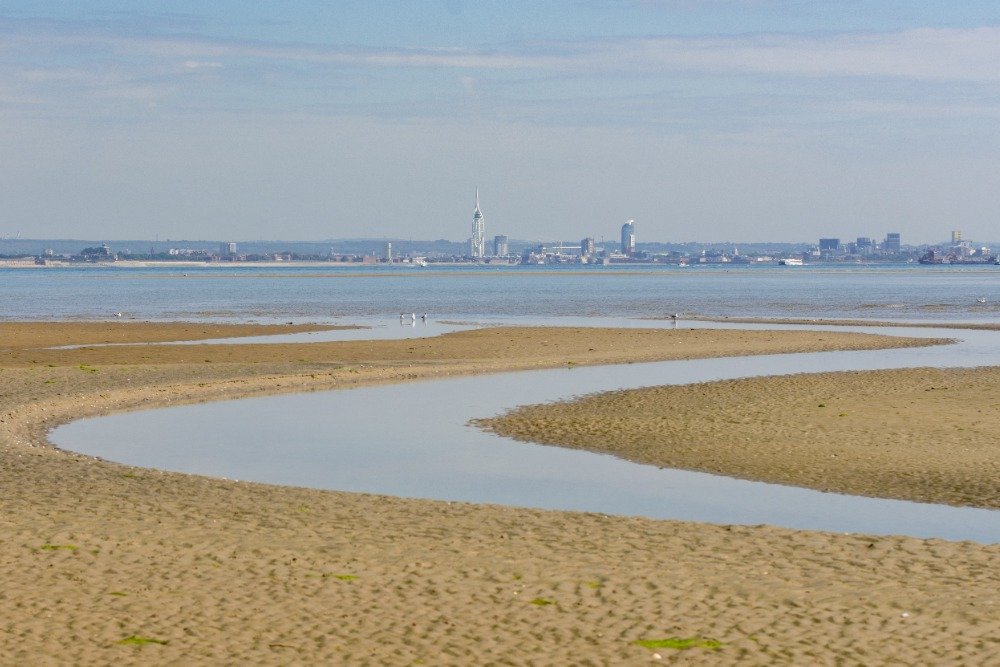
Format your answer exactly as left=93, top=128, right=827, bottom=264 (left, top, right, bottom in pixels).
left=1, top=322, right=997, bottom=665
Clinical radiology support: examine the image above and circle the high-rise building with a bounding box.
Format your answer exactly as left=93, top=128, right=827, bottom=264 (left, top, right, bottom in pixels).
left=383, top=241, right=393, bottom=262
left=470, top=189, right=485, bottom=258
left=884, top=232, right=901, bottom=253
left=493, top=235, right=508, bottom=257
left=220, top=242, right=236, bottom=257
left=952, top=230, right=962, bottom=244
left=581, top=237, right=595, bottom=257
left=620, top=220, right=635, bottom=256
left=819, top=238, right=840, bottom=252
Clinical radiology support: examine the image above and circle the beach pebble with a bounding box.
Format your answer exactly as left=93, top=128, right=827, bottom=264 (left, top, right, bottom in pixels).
left=901, top=612, right=909, bottom=618
left=652, top=653, right=662, bottom=660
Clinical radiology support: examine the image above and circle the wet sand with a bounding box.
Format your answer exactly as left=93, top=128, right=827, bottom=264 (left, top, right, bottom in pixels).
left=1, top=322, right=998, bottom=665
left=676, top=315, right=1000, bottom=331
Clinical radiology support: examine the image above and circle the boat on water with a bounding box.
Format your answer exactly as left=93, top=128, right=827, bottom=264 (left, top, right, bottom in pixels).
left=778, top=258, right=804, bottom=266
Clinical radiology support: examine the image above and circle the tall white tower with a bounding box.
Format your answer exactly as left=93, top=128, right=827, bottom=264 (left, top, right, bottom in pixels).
left=470, top=189, right=486, bottom=258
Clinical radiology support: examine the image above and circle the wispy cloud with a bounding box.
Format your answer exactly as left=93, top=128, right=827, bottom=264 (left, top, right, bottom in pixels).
left=182, top=60, right=223, bottom=71
left=637, top=28, right=1000, bottom=82
left=7, top=15, right=1000, bottom=80
left=3, top=15, right=1000, bottom=126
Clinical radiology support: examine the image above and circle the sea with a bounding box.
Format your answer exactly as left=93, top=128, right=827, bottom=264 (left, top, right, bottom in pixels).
left=2, top=262, right=998, bottom=323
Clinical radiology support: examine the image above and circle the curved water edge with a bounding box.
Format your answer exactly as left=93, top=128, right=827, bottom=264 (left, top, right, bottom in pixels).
left=50, top=321, right=1000, bottom=543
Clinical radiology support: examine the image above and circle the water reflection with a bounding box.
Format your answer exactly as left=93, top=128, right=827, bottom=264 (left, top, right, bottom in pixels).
left=51, top=323, right=1000, bottom=543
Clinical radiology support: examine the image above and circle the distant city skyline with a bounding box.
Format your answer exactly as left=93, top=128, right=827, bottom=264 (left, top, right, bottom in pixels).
left=8, top=229, right=998, bottom=254
left=3, top=2, right=1000, bottom=244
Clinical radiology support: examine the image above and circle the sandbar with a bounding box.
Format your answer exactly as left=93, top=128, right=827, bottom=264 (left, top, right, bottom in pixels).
left=0, top=321, right=350, bottom=350
left=479, top=367, right=1000, bottom=508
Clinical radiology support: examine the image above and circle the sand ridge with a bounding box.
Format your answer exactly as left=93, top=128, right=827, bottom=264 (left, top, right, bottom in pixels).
left=0, top=321, right=350, bottom=350
left=675, top=315, right=1000, bottom=331
left=1, top=322, right=997, bottom=664
left=0, top=323, right=946, bottom=368
left=478, top=366, right=1000, bottom=508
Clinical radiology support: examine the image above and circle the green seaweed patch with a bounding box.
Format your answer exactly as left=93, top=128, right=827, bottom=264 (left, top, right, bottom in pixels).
left=529, top=597, right=555, bottom=606
left=77, top=364, right=98, bottom=373
left=584, top=580, right=601, bottom=589
left=635, top=637, right=722, bottom=651
left=40, top=544, right=78, bottom=551
left=322, top=573, right=357, bottom=581
left=109, top=591, right=128, bottom=597
left=117, top=635, right=169, bottom=646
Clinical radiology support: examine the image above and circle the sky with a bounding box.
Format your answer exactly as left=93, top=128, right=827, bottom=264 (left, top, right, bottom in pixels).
left=2, top=1, right=1000, bottom=244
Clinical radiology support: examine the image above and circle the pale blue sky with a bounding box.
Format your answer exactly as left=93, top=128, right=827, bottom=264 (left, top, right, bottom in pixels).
left=3, top=1, right=1000, bottom=244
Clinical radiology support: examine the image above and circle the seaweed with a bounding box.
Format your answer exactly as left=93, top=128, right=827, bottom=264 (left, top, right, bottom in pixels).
left=117, top=635, right=169, bottom=646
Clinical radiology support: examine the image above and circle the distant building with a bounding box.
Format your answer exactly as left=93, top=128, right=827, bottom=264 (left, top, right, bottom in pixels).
left=493, top=234, right=508, bottom=257
left=856, top=237, right=873, bottom=255
left=884, top=232, right=901, bottom=253
left=620, top=220, right=636, bottom=256
left=470, top=189, right=485, bottom=258
left=952, top=230, right=962, bottom=244
left=818, top=238, right=840, bottom=252
left=220, top=242, right=236, bottom=257
left=383, top=241, right=393, bottom=262
left=581, top=237, right=595, bottom=258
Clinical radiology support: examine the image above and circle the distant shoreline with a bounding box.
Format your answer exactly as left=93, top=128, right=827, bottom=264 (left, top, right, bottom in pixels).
left=5, top=258, right=999, bottom=270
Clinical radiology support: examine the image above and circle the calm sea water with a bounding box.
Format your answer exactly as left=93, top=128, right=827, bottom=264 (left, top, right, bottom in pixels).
left=2, top=263, right=998, bottom=322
